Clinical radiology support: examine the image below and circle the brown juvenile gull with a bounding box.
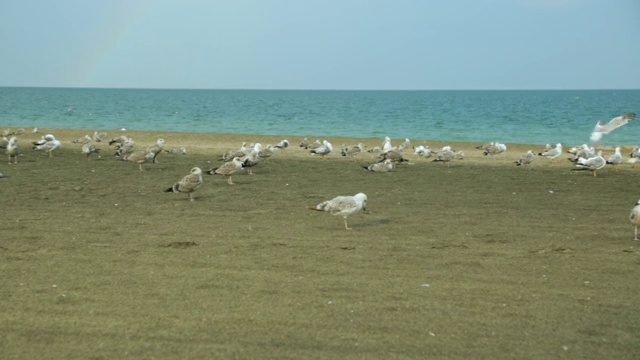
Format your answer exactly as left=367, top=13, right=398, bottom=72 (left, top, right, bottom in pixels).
left=341, top=143, right=364, bottom=161
left=124, top=150, right=155, bottom=171
left=6, top=136, right=20, bottom=164
left=433, top=149, right=464, bottom=167
left=590, top=112, right=636, bottom=143
left=206, top=156, right=243, bottom=185
left=258, top=144, right=276, bottom=163
left=165, top=167, right=203, bottom=202
left=630, top=199, right=640, bottom=241
left=308, top=193, right=368, bottom=230
left=146, top=138, right=165, bottom=163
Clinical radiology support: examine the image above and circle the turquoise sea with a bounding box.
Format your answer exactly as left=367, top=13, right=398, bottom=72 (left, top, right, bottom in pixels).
left=0, top=87, right=638, bottom=145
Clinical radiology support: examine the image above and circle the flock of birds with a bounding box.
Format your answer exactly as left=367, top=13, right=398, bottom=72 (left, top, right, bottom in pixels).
left=2, top=112, right=639, bottom=233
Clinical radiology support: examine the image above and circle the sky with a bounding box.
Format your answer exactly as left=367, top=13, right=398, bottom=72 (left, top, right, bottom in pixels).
left=1, top=0, right=638, bottom=90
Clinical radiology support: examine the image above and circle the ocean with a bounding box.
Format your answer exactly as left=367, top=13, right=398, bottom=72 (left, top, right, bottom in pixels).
left=1, top=87, right=638, bottom=146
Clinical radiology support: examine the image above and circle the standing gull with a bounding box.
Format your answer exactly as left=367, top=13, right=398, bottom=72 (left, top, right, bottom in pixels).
left=206, top=156, right=243, bottom=185
left=308, top=193, right=367, bottom=230
left=123, top=150, right=155, bottom=171
left=590, top=112, right=636, bottom=143
left=32, top=134, right=61, bottom=157
left=606, top=147, right=623, bottom=171
left=630, top=199, right=640, bottom=241
left=6, top=136, right=20, bottom=164
left=310, top=140, right=333, bottom=160
left=539, top=143, right=562, bottom=164
left=165, top=167, right=203, bottom=202
left=571, top=150, right=606, bottom=177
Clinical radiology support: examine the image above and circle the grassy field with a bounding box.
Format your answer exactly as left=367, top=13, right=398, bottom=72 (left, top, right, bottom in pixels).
left=1, top=128, right=640, bottom=359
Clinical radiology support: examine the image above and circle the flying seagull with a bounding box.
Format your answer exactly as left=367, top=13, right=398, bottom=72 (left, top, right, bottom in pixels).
left=590, top=112, right=636, bottom=143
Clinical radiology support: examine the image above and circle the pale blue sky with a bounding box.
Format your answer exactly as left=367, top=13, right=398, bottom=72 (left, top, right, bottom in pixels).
left=1, top=0, right=638, bottom=90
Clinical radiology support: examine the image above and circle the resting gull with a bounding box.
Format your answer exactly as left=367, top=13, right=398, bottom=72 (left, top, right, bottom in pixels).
left=515, top=150, right=536, bottom=169
left=630, top=199, right=640, bottom=241
left=433, top=149, right=464, bottom=167
left=308, top=193, right=368, bottom=230
left=363, top=159, right=394, bottom=173
left=164, top=167, right=203, bottom=202
left=590, top=112, right=636, bottom=143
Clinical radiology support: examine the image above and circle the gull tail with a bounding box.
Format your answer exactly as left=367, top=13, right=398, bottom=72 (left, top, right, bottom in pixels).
left=165, top=185, right=179, bottom=193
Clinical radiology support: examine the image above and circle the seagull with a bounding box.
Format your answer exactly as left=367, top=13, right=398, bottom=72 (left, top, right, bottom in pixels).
left=164, top=167, right=203, bottom=202
left=258, top=144, right=276, bottom=163
left=381, top=136, right=393, bottom=152
left=146, top=138, right=165, bottom=163
left=630, top=199, right=640, bottom=241
left=123, top=150, right=155, bottom=171
left=72, top=134, right=91, bottom=144
left=310, top=140, right=333, bottom=159
left=275, top=139, right=289, bottom=149
left=363, top=159, right=394, bottom=173
left=299, top=138, right=310, bottom=148
left=606, top=147, right=623, bottom=171
left=6, top=136, right=20, bottom=164
left=568, top=144, right=595, bottom=162
left=433, top=149, right=464, bottom=167
left=590, top=112, right=636, bottom=143
left=483, top=142, right=507, bottom=157
left=32, top=134, right=61, bottom=157
left=206, top=156, right=243, bottom=185
left=413, top=145, right=433, bottom=158
left=93, top=131, right=107, bottom=142
left=0, top=137, right=8, bottom=149
left=341, top=143, right=364, bottom=161
left=572, top=150, right=606, bottom=177
left=241, top=143, right=261, bottom=175
left=539, top=143, right=563, bottom=164
left=308, top=193, right=367, bottom=230
left=81, top=142, right=100, bottom=159
left=515, top=150, right=536, bottom=169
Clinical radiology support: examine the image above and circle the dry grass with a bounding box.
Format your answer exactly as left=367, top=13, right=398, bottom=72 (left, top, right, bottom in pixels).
left=1, top=128, right=640, bottom=359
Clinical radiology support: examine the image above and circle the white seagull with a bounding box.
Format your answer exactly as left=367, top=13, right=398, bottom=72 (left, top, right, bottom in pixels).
left=6, top=136, right=20, bottom=164
left=32, top=134, right=61, bottom=157
left=630, top=199, right=640, bottom=241
left=308, top=193, right=368, bottom=230
left=590, top=112, right=636, bottom=143
left=164, top=167, right=203, bottom=202
left=310, top=140, right=333, bottom=159
left=606, top=146, right=623, bottom=171
left=539, top=143, right=563, bottom=164
left=572, top=150, right=606, bottom=177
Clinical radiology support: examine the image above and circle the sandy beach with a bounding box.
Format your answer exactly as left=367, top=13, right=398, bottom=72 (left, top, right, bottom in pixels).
left=2, top=127, right=639, bottom=359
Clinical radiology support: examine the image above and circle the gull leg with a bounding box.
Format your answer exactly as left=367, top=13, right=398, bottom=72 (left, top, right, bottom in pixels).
left=635, top=226, right=638, bottom=241
left=344, top=217, right=352, bottom=230
left=228, top=176, right=234, bottom=185
left=593, top=170, right=597, bottom=177
left=139, top=164, right=144, bottom=171
left=188, top=193, right=194, bottom=202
